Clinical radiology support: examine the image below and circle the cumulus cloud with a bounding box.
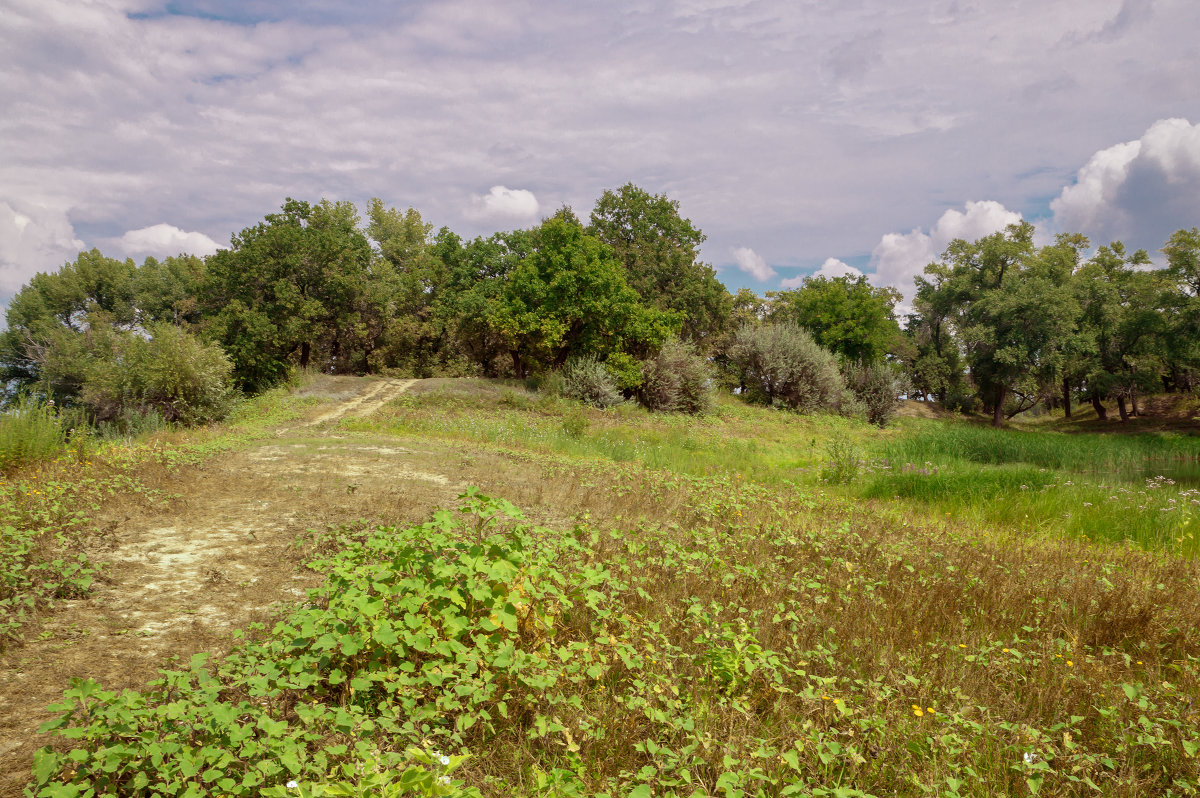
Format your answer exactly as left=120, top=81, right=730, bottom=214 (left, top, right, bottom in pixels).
left=0, top=201, right=85, bottom=297
left=466, top=186, right=541, bottom=223
left=114, top=223, right=222, bottom=258
left=1049, top=118, right=1200, bottom=249
left=778, top=258, right=862, bottom=288
left=813, top=257, right=863, bottom=280
left=870, top=200, right=1022, bottom=295
left=730, top=246, right=776, bottom=281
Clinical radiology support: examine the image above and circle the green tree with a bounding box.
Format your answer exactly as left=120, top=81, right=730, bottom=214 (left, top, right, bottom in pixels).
left=588, top=183, right=731, bottom=347
left=921, top=222, right=1078, bottom=426
left=1074, top=242, right=1166, bottom=420
left=1, top=249, right=137, bottom=395
left=133, top=254, right=206, bottom=327
left=766, top=275, right=901, bottom=363
left=365, top=199, right=448, bottom=375
left=1162, top=227, right=1200, bottom=390
left=202, top=198, right=374, bottom=389
left=491, top=216, right=678, bottom=375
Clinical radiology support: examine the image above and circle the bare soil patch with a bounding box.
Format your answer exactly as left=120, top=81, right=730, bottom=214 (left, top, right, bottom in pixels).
left=0, top=378, right=464, bottom=796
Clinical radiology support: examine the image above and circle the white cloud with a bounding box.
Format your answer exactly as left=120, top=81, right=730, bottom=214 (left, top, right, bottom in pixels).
left=1050, top=118, right=1200, bottom=248
left=813, top=257, right=863, bottom=280
left=870, top=200, right=1022, bottom=296
left=114, top=223, right=222, bottom=258
left=3, top=0, right=1200, bottom=316
left=779, top=258, right=862, bottom=288
left=730, top=246, right=776, bottom=281
left=465, top=186, right=541, bottom=223
left=0, top=201, right=85, bottom=297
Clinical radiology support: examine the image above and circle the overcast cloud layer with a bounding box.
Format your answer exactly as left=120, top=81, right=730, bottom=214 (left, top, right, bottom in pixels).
left=2, top=0, right=1198, bottom=308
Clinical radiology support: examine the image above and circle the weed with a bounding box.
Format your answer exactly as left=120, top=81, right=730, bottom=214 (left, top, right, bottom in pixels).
left=0, top=396, right=68, bottom=473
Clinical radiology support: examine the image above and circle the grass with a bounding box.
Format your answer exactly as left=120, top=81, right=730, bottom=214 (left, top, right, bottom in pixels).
left=0, top=397, right=69, bottom=473
left=19, top=378, right=1200, bottom=797
left=350, top=383, right=1200, bottom=555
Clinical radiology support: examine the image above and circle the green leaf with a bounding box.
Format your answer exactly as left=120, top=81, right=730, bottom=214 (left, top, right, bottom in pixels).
left=31, top=748, right=61, bottom=786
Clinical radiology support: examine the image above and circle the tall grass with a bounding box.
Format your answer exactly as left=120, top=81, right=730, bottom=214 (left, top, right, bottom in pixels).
left=865, top=419, right=1200, bottom=552
left=0, top=397, right=69, bottom=472
left=880, top=418, right=1200, bottom=477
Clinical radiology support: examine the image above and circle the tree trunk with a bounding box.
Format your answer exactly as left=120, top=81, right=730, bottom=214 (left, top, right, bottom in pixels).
left=1131, top=392, right=1140, bottom=417
left=1117, top=396, right=1129, bottom=421
left=992, top=385, right=1006, bottom=428
left=1062, top=378, right=1072, bottom=419
left=1090, top=392, right=1108, bottom=421
left=511, top=350, right=524, bottom=378
left=300, top=341, right=311, bottom=369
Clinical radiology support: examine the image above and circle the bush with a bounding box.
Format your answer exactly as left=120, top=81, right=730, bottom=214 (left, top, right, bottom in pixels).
left=727, top=323, right=845, bottom=412
left=81, top=325, right=234, bottom=425
left=561, top=357, right=622, bottom=408
left=0, top=396, right=67, bottom=472
left=843, top=360, right=902, bottom=427
left=640, top=338, right=711, bottom=414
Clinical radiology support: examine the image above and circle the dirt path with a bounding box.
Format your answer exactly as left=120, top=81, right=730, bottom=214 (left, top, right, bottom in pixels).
left=0, top=377, right=461, bottom=796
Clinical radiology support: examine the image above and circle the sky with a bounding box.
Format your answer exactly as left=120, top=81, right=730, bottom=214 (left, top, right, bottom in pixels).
left=2, top=0, right=1199, bottom=312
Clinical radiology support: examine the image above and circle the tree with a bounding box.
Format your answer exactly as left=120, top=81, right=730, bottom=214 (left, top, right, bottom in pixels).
left=490, top=216, right=679, bottom=375
left=202, top=198, right=374, bottom=389
left=427, top=229, right=527, bottom=376
left=1074, top=242, right=1166, bottom=420
left=364, top=199, right=449, bottom=375
left=921, top=222, right=1078, bottom=427
left=1162, top=227, right=1200, bottom=390
left=588, top=183, right=732, bottom=346
left=133, top=254, right=206, bottom=327
left=1, top=249, right=137, bottom=396
left=766, top=275, right=901, bottom=363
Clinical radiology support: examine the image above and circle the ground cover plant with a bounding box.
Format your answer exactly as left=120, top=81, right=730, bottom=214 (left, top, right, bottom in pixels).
left=28, top=478, right=1200, bottom=797
left=19, top=377, right=1200, bottom=797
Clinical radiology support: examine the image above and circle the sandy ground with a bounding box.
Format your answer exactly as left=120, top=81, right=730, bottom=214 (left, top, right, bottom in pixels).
left=0, top=377, right=472, bottom=796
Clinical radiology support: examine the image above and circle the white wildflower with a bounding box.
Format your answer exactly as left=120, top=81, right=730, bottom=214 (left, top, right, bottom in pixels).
left=439, top=755, right=450, bottom=766
left=287, top=781, right=299, bottom=790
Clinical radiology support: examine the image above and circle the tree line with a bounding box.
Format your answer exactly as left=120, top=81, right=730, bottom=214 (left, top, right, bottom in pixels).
left=2, top=183, right=1197, bottom=428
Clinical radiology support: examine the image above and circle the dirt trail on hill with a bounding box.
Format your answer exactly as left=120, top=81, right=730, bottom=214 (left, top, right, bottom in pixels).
left=0, top=377, right=463, bottom=797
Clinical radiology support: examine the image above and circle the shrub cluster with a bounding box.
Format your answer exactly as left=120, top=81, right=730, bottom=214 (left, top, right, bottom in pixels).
left=727, top=323, right=846, bottom=412
left=81, top=325, right=235, bottom=426
left=561, top=356, right=622, bottom=408
left=843, top=360, right=902, bottom=427
left=640, top=337, right=711, bottom=414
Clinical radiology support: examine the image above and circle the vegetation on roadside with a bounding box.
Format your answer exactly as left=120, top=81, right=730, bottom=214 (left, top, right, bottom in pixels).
left=6, top=180, right=1195, bottom=434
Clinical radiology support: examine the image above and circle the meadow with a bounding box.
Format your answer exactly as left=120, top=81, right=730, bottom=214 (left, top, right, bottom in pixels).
left=9, top=378, right=1200, bottom=797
